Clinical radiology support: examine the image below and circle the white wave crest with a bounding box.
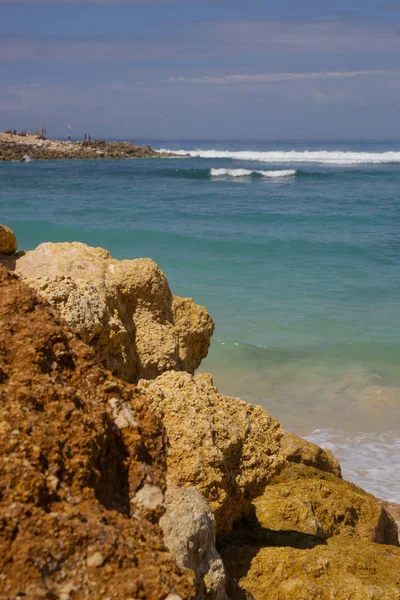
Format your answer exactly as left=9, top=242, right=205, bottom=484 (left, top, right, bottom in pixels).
left=210, top=167, right=296, bottom=178
left=157, top=148, right=400, bottom=165
left=306, top=429, right=400, bottom=502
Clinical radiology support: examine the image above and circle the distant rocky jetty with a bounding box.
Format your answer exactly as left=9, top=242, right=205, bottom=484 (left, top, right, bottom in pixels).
left=1, top=225, right=400, bottom=599
left=0, top=132, right=179, bottom=161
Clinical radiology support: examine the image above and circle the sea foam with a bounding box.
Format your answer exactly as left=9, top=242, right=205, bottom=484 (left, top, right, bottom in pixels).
left=157, top=148, right=400, bottom=165
left=306, top=429, right=400, bottom=502
left=210, top=168, right=296, bottom=178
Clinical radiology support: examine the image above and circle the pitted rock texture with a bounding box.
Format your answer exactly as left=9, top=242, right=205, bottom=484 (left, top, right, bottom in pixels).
left=0, top=267, right=194, bottom=599
left=137, top=371, right=285, bottom=534
left=279, top=432, right=341, bottom=478
left=0, top=224, right=17, bottom=254
left=219, top=462, right=399, bottom=600
left=221, top=538, right=400, bottom=600
left=161, top=484, right=228, bottom=600
left=2, top=241, right=214, bottom=382
left=253, top=477, right=398, bottom=544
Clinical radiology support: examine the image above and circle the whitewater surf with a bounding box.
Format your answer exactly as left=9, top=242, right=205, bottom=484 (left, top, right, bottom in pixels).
left=157, top=148, right=400, bottom=165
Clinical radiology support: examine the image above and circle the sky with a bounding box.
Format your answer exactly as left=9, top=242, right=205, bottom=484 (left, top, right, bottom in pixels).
left=1, top=0, right=400, bottom=140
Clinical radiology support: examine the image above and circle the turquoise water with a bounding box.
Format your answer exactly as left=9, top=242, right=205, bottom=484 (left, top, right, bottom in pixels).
left=1, top=140, right=400, bottom=499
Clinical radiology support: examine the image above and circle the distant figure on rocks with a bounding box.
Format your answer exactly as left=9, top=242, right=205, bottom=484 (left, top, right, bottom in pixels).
left=84, top=133, right=87, bottom=140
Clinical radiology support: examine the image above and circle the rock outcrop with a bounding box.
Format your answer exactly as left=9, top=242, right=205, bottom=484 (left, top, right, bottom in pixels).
left=0, top=224, right=17, bottom=254
left=161, top=484, right=228, bottom=600
left=0, top=266, right=194, bottom=599
left=222, top=538, right=400, bottom=600
left=253, top=476, right=398, bottom=544
left=279, top=431, right=341, bottom=477
left=0, top=132, right=181, bottom=161
left=1, top=241, right=214, bottom=383
left=3, top=227, right=399, bottom=599
left=219, top=462, right=399, bottom=599
left=137, top=371, right=285, bottom=534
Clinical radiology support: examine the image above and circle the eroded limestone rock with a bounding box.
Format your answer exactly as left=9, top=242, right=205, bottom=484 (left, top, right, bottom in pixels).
left=384, top=502, right=400, bottom=544
left=2, top=241, right=214, bottom=382
left=253, top=477, right=398, bottom=544
left=219, top=458, right=399, bottom=599
left=0, top=267, right=194, bottom=599
left=137, top=371, right=285, bottom=534
left=0, top=224, right=17, bottom=254
left=161, top=484, right=228, bottom=600
left=222, top=538, right=400, bottom=600
left=279, top=431, right=341, bottom=477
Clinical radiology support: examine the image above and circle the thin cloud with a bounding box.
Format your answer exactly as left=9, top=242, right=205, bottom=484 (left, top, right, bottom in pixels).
left=169, top=69, right=396, bottom=84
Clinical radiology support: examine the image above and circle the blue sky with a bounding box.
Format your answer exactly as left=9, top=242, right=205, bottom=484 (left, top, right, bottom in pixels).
left=1, top=0, right=400, bottom=140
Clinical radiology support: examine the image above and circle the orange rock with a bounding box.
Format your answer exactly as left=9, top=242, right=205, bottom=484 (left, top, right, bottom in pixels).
left=0, top=267, right=194, bottom=599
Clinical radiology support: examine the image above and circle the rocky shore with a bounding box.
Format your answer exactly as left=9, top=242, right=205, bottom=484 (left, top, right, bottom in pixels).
left=1, top=225, right=400, bottom=599
left=0, top=132, right=178, bottom=161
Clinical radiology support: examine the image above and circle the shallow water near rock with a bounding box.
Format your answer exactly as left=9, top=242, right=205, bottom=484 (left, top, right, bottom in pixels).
left=1, top=138, right=399, bottom=501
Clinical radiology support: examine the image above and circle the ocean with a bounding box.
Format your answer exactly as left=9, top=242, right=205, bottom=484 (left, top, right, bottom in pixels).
left=1, top=139, right=399, bottom=501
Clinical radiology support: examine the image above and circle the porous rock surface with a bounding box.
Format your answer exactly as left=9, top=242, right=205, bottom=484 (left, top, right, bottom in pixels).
left=137, top=371, right=285, bottom=534
left=160, top=484, right=228, bottom=600
left=0, top=223, right=17, bottom=254
left=279, top=431, right=341, bottom=477
left=219, top=463, right=399, bottom=599
left=253, top=476, right=398, bottom=544
left=0, top=266, right=194, bottom=599
left=2, top=241, right=214, bottom=382
left=222, top=538, right=400, bottom=600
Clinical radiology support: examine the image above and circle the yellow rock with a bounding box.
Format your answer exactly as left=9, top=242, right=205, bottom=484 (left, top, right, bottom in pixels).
left=224, top=538, right=400, bottom=600
left=137, top=371, right=285, bottom=534
left=253, top=477, right=398, bottom=544
left=279, top=431, right=341, bottom=477
left=0, top=224, right=17, bottom=254
left=2, top=241, right=214, bottom=382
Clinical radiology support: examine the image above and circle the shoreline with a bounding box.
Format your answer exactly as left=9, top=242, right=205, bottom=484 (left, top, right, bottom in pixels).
left=1, top=225, right=400, bottom=598
left=0, top=132, right=182, bottom=161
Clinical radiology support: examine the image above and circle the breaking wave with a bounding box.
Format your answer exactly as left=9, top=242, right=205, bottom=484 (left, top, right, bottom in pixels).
left=157, top=148, right=400, bottom=165
left=210, top=168, right=296, bottom=178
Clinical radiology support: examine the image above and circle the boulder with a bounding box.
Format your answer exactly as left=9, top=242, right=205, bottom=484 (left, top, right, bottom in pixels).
left=0, top=224, right=17, bottom=254
left=0, top=267, right=194, bottom=599
left=161, top=484, right=228, bottom=600
left=384, top=502, right=400, bottom=544
left=222, top=538, right=400, bottom=600
left=2, top=241, right=214, bottom=382
left=253, top=477, right=398, bottom=544
left=279, top=432, right=341, bottom=477
left=218, top=459, right=399, bottom=599
left=137, top=371, right=285, bottom=534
